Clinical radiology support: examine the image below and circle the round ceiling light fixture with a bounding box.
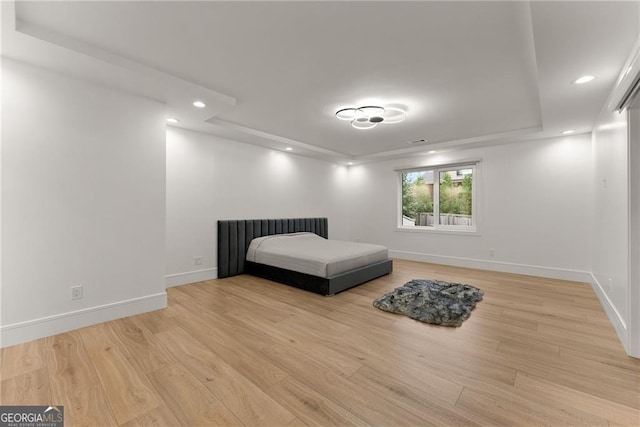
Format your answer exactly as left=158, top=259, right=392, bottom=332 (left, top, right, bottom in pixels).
left=352, top=119, right=378, bottom=130
left=335, top=104, right=407, bottom=129
left=357, top=106, right=385, bottom=117
left=383, top=107, right=408, bottom=124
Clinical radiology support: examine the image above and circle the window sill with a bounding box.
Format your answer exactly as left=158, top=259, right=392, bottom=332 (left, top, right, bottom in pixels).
left=396, top=226, right=481, bottom=236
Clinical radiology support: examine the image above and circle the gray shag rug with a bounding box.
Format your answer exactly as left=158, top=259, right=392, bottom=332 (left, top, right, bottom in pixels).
left=373, top=279, right=484, bottom=327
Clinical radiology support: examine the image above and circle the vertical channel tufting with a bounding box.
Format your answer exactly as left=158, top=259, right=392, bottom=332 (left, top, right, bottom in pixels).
left=245, top=220, right=254, bottom=252
left=218, top=218, right=329, bottom=278
left=229, top=221, right=238, bottom=275
left=218, top=221, right=230, bottom=278
left=254, top=219, right=262, bottom=238
left=237, top=221, right=246, bottom=273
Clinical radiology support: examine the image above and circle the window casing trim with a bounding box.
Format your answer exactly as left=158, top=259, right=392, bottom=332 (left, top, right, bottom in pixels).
left=397, top=159, right=481, bottom=233
left=394, top=157, right=482, bottom=173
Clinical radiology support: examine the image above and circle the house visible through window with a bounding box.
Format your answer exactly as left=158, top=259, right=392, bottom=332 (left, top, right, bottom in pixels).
left=400, top=163, right=477, bottom=230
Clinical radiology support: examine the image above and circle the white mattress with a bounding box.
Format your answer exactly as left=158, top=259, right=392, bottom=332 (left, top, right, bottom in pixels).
left=246, top=233, right=388, bottom=278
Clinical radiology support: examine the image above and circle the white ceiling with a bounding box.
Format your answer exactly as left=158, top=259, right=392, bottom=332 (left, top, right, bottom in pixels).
left=5, top=1, right=640, bottom=163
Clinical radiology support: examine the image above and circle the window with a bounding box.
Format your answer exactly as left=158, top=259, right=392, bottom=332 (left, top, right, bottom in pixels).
left=399, top=162, right=477, bottom=231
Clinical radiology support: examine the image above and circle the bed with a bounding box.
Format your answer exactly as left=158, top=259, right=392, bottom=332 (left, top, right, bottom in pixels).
left=217, top=218, right=393, bottom=295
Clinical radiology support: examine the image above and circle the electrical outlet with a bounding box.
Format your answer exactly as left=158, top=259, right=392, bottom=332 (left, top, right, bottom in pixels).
left=71, top=286, right=83, bottom=300
left=194, top=256, right=203, bottom=266
left=489, top=248, right=495, bottom=257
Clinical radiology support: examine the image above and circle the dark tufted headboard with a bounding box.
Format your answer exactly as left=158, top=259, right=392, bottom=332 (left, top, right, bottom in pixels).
left=217, top=217, right=328, bottom=278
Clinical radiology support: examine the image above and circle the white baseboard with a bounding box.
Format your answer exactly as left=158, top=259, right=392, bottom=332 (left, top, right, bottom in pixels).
left=165, top=268, right=217, bottom=288
left=588, top=273, right=629, bottom=353
left=389, top=250, right=593, bottom=283
left=0, top=292, right=167, bottom=348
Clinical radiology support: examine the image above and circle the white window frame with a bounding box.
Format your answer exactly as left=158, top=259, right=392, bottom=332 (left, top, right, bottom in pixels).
left=397, top=160, right=480, bottom=234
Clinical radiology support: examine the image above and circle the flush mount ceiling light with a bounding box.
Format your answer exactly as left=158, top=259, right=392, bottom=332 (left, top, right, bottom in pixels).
left=166, top=117, right=179, bottom=123
left=335, top=105, right=407, bottom=130
left=572, top=75, right=595, bottom=85
left=193, top=101, right=206, bottom=108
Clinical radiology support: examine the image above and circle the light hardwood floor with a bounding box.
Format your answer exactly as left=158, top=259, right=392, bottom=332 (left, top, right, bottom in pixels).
left=1, top=259, right=639, bottom=426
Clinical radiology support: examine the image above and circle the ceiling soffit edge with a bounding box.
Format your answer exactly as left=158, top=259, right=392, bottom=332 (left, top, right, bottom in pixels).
left=4, top=13, right=579, bottom=167
left=13, top=15, right=237, bottom=118
left=354, top=126, right=543, bottom=164
left=205, top=118, right=350, bottom=159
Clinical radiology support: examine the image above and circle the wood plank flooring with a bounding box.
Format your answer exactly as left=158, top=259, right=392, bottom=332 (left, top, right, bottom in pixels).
left=1, top=259, right=639, bottom=426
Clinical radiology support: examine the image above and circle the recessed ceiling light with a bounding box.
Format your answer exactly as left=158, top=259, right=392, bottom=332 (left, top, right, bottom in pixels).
left=285, top=147, right=293, bottom=151
left=573, top=75, right=595, bottom=85
left=193, top=101, right=206, bottom=108
left=347, top=162, right=354, bottom=165
left=428, top=150, right=437, bottom=154
left=561, top=130, right=575, bottom=135
left=166, top=118, right=179, bottom=123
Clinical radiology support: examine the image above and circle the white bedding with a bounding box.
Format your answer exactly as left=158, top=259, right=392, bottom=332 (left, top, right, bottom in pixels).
left=246, top=232, right=388, bottom=278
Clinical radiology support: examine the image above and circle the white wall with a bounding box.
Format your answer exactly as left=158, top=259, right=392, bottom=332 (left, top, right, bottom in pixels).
left=165, top=127, right=350, bottom=286
left=1, top=59, right=167, bottom=347
left=590, top=90, right=640, bottom=358
left=590, top=106, right=629, bottom=351
left=347, top=134, right=593, bottom=281
left=629, top=101, right=640, bottom=358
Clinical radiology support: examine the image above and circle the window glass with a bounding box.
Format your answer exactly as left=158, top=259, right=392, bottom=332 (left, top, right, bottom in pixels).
left=439, top=169, right=473, bottom=226
left=400, top=163, right=476, bottom=230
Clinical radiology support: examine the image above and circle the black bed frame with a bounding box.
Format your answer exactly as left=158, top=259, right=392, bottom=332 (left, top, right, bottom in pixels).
left=217, top=217, right=392, bottom=295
